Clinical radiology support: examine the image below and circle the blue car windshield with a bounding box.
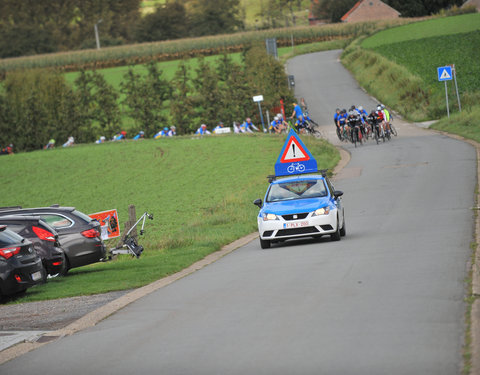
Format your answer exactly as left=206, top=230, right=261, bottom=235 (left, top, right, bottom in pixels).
left=267, top=180, right=327, bottom=202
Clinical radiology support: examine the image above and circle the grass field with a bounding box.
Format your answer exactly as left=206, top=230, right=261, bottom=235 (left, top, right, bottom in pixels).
left=2, top=134, right=339, bottom=302
left=362, top=13, right=480, bottom=94
left=343, top=13, right=480, bottom=121
left=361, top=13, right=480, bottom=49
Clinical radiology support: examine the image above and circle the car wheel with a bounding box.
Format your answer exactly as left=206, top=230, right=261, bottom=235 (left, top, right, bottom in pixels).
left=331, top=218, right=341, bottom=241
left=340, top=216, right=346, bottom=237
left=260, top=238, right=271, bottom=249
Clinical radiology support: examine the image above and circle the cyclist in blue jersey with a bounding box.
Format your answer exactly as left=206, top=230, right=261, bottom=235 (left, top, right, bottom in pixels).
left=290, top=102, right=303, bottom=120
left=294, top=115, right=308, bottom=134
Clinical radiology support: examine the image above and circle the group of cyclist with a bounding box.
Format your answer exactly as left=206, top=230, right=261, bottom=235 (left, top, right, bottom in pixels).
left=334, top=104, right=396, bottom=145
left=268, top=99, right=320, bottom=135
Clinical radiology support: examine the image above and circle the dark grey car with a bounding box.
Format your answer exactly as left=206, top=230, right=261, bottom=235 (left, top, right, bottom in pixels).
left=0, top=225, right=45, bottom=298
left=0, top=206, right=106, bottom=274
left=0, top=215, right=66, bottom=276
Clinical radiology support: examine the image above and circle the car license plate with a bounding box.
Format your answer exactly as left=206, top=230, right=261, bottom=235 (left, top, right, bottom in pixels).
left=31, top=271, right=42, bottom=281
left=284, top=221, right=309, bottom=229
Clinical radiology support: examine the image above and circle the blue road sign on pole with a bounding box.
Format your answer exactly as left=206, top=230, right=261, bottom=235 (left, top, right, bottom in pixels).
left=438, top=66, right=453, bottom=82
left=274, top=129, right=318, bottom=177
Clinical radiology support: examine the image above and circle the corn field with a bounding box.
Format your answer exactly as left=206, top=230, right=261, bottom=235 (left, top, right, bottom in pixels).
left=0, top=19, right=411, bottom=76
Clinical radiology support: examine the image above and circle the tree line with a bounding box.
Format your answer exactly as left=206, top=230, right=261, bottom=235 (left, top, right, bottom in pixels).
left=0, top=0, right=245, bottom=59
left=0, top=45, right=294, bottom=152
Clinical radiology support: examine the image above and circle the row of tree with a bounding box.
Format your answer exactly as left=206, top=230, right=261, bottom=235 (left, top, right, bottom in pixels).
left=312, top=0, right=467, bottom=22
left=0, top=0, right=246, bottom=58
left=0, top=45, right=294, bottom=152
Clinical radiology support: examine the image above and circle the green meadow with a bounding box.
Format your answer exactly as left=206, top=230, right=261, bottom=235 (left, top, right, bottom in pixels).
left=2, top=134, right=339, bottom=302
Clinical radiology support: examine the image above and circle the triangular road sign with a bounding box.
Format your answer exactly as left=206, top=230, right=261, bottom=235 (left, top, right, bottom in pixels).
left=280, top=136, right=310, bottom=163
left=275, top=129, right=318, bottom=176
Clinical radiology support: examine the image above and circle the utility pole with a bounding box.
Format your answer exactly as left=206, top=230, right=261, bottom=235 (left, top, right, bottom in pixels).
left=94, top=19, right=103, bottom=50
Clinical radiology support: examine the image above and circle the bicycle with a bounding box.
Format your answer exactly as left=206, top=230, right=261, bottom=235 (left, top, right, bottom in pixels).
left=287, top=162, right=306, bottom=174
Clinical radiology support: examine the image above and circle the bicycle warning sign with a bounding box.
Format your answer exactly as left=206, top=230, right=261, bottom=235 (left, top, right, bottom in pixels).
left=275, top=129, right=318, bottom=176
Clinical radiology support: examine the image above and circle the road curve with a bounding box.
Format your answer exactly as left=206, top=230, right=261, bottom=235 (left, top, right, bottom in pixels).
left=0, top=50, right=476, bottom=375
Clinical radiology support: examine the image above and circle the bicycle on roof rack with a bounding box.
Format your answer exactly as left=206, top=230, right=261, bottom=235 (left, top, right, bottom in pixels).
left=108, top=211, right=153, bottom=259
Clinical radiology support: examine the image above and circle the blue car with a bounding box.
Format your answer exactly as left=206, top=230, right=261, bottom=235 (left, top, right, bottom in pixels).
left=253, top=173, right=345, bottom=249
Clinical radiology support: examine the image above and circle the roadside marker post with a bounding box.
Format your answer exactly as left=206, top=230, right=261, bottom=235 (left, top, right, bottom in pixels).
left=449, top=64, right=462, bottom=112
left=253, top=95, right=266, bottom=132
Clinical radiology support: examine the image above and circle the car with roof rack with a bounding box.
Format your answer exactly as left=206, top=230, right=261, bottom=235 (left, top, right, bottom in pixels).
left=0, top=205, right=106, bottom=274
left=253, top=172, right=345, bottom=249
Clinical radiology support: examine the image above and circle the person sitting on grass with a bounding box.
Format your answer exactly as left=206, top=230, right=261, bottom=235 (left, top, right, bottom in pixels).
left=195, top=124, right=211, bottom=135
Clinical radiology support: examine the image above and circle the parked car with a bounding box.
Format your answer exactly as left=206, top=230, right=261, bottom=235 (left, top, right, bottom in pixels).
left=0, top=225, right=45, bottom=298
left=0, top=206, right=107, bottom=274
left=0, top=215, right=66, bottom=276
left=253, top=173, right=345, bottom=249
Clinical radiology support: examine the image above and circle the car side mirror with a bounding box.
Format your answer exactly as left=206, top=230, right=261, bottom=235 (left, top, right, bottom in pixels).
left=253, top=199, right=262, bottom=208
left=333, top=190, right=343, bottom=199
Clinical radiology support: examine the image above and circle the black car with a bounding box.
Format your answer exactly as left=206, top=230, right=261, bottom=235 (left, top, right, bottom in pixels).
left=0, top=206, right=107, bottom=274
left=0, top=225, right=45, bottom=298
left=0, top=215, right=66, bottom=276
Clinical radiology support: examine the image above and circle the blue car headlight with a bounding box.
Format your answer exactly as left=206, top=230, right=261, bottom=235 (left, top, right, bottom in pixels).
left=262, top=213, right=280, bottom=221
left=312, top=206, right=330, bottom=216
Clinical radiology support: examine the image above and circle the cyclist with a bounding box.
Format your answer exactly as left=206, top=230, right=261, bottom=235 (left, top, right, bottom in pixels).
left=334, top=108, right=341, bottom=126
left=337, top=109, right=348, bottom=140
left=376, top=105, right=390, bottom=136
left=347, top=110, right=362, bottom=142
left=290, top=102, right=304, bottom=121
left=381, top=104, right=392, bottom=132
left=294, top=115, right=308, bottom=134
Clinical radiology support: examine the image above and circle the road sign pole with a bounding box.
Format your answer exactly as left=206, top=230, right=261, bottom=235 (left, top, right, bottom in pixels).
left=258, top=102, right=266, bottom=132
left=452, top=65, right=461, bottom=112
left=444, top=81, right=450, bottom=118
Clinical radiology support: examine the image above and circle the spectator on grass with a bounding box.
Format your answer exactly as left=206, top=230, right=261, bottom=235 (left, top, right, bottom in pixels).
left=213, top=122, right=225, bottom=134
left=44, top=139, right=55, bottom=149
left=195, top=124, right=211, bottom=135
left=63, top=136, right=74, bottom=147
left=240, top=118, right=259, bottom=133
left=167, top=126, right=176, bottom=137
left=112, top=131, right=126, bottom=141
left=133, top=131, right=145, bottom=140
left=0, top=144, right=14, bottom=155
left=96, top=136, right=106, bottom=144
left=154, top=128, right=169, bottom=139
left=233, top=122, right=241, bottom=134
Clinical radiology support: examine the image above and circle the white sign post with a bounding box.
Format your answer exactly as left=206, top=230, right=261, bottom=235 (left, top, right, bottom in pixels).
left=253, top=95, right=266, bottom=132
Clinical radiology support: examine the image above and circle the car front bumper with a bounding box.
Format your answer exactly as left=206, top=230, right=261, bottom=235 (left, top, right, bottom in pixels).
left=258, top=209, right=338, bottom=241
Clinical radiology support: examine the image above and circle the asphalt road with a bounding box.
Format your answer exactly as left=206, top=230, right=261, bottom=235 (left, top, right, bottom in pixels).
left=1, top=50, right=476, bottom=375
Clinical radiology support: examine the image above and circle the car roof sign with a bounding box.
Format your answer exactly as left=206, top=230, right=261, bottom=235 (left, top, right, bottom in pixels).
left=274, top=129, right=318, bottom=177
